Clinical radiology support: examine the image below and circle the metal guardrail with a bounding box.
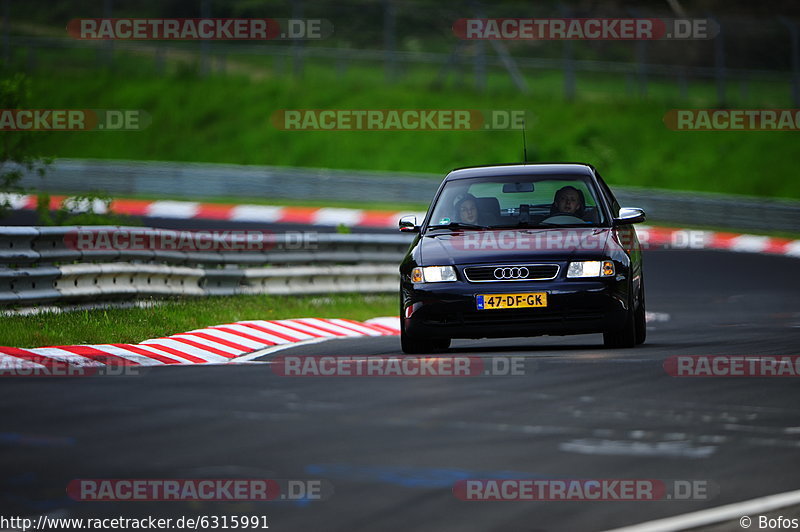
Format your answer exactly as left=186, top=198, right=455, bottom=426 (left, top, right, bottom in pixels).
left=0, top=226, right=412, bottom=306
left=17, top=159, right=438, bottom=205
left=15, top=159, right=800, bottom=234
left=613, top=186, right=800, bottom=234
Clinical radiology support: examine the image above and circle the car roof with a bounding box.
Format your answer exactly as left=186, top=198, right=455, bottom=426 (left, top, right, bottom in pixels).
left=445, top=163, right=596, bottom=181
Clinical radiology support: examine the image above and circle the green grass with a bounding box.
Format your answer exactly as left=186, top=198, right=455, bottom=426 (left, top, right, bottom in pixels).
left=0, top=293, right=398, bottom=348
left=11, top=48, right=799, bottom=201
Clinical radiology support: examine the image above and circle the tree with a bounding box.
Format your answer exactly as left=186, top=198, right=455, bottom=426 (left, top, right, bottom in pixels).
left=0, top=73, right=51, bottom=219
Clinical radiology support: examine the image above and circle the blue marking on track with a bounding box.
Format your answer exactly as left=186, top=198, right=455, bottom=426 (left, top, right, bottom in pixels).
left=305, top=464, right=548, bottom=488
left=0, top=433, right=76, bottom=448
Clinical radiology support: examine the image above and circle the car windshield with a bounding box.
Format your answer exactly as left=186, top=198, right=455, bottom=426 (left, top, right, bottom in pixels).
left=427, top=174, right=607, bottom=230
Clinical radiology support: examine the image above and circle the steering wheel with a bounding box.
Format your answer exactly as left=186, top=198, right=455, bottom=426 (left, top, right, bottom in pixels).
left=540, top=214, right=587, bottom=224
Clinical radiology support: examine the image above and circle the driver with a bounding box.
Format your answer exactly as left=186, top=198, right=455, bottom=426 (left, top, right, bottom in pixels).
left=551, top=186, right=585, bottom=217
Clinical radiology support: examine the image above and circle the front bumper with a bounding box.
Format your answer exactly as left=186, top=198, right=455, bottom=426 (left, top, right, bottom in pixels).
left=402, top=277, right=629, bottom=340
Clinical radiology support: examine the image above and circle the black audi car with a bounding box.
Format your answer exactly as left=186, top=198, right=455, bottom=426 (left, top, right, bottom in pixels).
left=398, top=163, right=646, bottom=353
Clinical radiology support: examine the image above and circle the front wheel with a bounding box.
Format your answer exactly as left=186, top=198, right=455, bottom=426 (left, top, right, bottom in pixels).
left=634, top=294, right=646, bottom=345
left=400, top=319, right=450, bottom=354
left=603, top=302, right=637, bottom=349
left=432, top=337, right=451, bottom=351
left=401, top=330, right=447, bottom=354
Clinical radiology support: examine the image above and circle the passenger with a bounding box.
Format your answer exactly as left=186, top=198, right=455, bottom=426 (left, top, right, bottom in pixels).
left=551, top=186, right=585, bottom=217
left=456, top=195, right=479, bottom=224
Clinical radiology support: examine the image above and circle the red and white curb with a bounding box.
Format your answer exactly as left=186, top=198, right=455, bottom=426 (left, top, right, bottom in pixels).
left=0, top=312, right=679, bottom=371
left=5, top=193, right=799, bottom=258
left=0, top=317, right=401, bottom=371
left=637, top=226, right=800, bottom=257
left=2, top=193, right=425, bottom=230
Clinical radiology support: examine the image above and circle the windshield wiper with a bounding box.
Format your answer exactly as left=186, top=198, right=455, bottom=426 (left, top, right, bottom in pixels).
left=427, top=222, right=488, bottom=230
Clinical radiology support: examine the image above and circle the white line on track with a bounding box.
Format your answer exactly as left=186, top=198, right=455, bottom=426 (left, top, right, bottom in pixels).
left=603, top=488, right=800, bottom=532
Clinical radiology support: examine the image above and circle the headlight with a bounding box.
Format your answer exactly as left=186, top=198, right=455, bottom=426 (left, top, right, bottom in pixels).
left=411, top=266, right=457, bottom=283
left=567, top=260, right=615, bottom=278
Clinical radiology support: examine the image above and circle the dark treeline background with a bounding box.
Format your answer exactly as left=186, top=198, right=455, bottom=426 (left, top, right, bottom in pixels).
left=10, top=0, right=800, bottom=71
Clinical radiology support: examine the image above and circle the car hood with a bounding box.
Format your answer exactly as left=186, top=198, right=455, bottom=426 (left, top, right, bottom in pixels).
left=419, top=227, right=612, bottom=265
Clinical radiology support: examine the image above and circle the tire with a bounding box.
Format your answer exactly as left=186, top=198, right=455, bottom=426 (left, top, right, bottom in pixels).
left=603, top=298, right=637, bottom=349
left=634, top=288, right=646, bottom=346
left=399, top=315, right=432, bottom=354
left=400, top=319, right=450, bottom=354
left=401, top=331, right=450, bottom=354
left=433, top=337, right=451, bottom=351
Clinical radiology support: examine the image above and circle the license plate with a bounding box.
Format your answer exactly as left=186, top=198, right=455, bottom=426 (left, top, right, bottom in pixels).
left=476, top=293, right=548, bottom=310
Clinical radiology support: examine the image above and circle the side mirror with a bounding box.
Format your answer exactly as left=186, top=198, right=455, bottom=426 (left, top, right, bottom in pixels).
left=613, top=207, right=646, bottom=226
left=399, top=215, right=420, bottom=232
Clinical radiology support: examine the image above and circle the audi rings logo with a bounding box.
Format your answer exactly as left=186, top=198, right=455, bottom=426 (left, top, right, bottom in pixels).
left=493, top=267, right=529, bottom=280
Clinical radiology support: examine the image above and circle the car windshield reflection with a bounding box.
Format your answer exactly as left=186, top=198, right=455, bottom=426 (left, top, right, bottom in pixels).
left=427, top=175, right=607, bottom=231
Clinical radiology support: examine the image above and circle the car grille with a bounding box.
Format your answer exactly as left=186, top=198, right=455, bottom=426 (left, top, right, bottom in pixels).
left=463, top=264, right=559, bottom=282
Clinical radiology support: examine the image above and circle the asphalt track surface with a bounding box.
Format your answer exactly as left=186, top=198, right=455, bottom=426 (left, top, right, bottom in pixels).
left=2, top=216, right=800, bottom=530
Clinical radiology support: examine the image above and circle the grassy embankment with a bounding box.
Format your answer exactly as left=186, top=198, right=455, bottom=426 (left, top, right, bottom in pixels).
left=15, top=47, right=799, bottom=200
left=0, top=294, right=398, bottom=348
